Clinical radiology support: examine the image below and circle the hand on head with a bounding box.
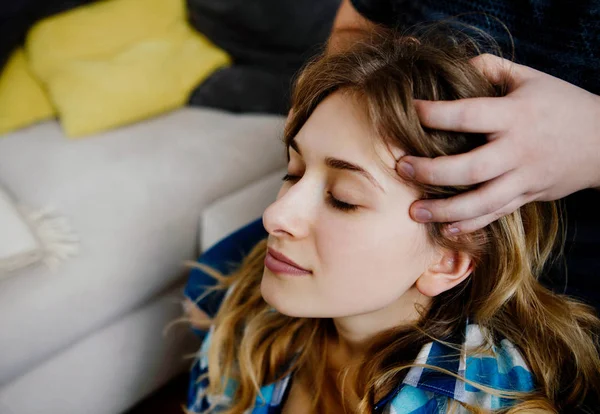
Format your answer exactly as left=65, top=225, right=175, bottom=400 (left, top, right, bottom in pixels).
left=397, top=54, right=600, bottom=234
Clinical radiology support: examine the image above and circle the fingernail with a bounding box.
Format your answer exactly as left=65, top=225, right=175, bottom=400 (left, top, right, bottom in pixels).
left=397, top=160, right=415, bottom=178
left=447, top=226, right=460, bottom=235
left=413, top=208, right=432, bottom=222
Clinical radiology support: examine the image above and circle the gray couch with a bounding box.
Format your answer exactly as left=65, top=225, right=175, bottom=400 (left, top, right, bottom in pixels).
left=0, top=108, right=286, bottom=414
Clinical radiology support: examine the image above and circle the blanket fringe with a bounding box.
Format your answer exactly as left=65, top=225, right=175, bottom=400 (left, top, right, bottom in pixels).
left=20, top=206, right=80, bottom=271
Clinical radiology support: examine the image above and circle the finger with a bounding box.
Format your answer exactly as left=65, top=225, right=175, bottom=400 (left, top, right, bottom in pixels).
left=469, top=53, right=527, bottom=86
left=443, top=196, right=528, bottom=235
left=410, top=171, right=524, bottom=223
left=415, top=97, right=512, bottom=133
left=397, top=138, right=516, bottom=186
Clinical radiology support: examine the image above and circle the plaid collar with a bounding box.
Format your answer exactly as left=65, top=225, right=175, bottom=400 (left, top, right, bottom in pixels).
left=188, top=323, right=534, bottom=413
left=375, top=324, right=534, bottom=413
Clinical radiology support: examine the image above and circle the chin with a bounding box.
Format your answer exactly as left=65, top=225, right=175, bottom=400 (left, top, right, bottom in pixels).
left=260, top=268, right=314, bottom=318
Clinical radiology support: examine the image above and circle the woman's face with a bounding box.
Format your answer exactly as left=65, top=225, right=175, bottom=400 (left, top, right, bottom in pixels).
left=261, top=92, right=436, bottom=319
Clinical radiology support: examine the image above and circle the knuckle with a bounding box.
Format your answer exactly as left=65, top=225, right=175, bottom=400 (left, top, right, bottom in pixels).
left=515, top=105, right=533, bottom=126
left=416, top=101, right=435, bottom=125
left=463, top=217, right=488, bottom=233
left=471, top=53, right=492, bottom=67
left=467, top=161, right=489, bottom=184
left=420, top=161, right=438, bottom=184
left=456, top=107, right=474, bottom=131
left=489, top=212, right=504, bottom=226
left=485, top=201, right=502, bottom=216
left=435, top=199, right=456, bottom=223
left=514, top=171, right=537, bottom=193
left=476, top=211, right=504, bottom=230
left=479, top=195, right=503, bottom=215
left=510, top=138, right=526, bottom=162
left=527, top=192, right=542, bottom=202
left=493, top=208, right=510, bottom=220
left=525, top=181, right=542, bottom=195
left=477, top=216, right=496, bottom=230
left=497, top=199, right=523, bottom=218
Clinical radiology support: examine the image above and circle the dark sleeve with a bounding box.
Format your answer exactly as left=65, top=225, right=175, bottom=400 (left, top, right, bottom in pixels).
left=350, top=0, right=397, bottom=26
left=184, top=217, right=267, bottom=336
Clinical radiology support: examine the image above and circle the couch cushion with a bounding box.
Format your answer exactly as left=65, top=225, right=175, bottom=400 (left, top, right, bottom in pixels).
left=0, top=107, right=285, bottom=385
left=200, top=168, right=284, bottom=252
left=0, top=48, right=55, bottom=135
left=24, top=0, right=230, bottom=137
left=0, top=282, right=200, bottom=414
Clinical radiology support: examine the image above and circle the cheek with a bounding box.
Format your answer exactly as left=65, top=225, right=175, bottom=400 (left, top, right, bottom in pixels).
left=315, top=210, right=430, bottom=306
left=317, top=211, right=426, bottom=270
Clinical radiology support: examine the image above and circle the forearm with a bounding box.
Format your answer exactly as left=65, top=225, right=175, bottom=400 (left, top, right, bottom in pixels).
left=327, top=0, right=375, bottom=56
left=326, top=28, right=370, bottom=55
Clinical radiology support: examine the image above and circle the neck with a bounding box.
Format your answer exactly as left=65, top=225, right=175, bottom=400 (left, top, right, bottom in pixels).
left=331, top=287, right=430, bottom=361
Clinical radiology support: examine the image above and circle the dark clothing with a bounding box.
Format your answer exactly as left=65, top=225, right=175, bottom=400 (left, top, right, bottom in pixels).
left=351, top=0, right=600, bottom=94
left=351, top=0, right=600, bottom=312
left=0, top=0, right=97, bottom=70
left=186, top=0, right=341, bottom=114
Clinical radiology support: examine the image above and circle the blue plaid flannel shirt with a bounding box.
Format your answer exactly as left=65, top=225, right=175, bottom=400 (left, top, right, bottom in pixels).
left=185, top=219, right=534, bottom=413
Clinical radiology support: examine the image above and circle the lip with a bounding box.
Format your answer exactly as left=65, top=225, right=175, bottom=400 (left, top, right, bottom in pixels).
left=265, top=248, right=312, bottom=276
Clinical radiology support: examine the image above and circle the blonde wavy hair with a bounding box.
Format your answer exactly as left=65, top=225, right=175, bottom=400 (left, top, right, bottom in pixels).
left=190, top=27, right=600, bottom=413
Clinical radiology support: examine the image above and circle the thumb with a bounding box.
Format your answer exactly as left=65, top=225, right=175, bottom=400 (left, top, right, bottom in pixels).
left=469, top=53, right=527, bottom=87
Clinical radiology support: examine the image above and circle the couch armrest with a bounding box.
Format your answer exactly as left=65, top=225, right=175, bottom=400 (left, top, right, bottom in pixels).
left=199, top=168, right=285, bottom=253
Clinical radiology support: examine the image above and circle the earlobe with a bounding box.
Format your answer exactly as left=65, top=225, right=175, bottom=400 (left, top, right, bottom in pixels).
left=416, top=250, right=473, bottom=297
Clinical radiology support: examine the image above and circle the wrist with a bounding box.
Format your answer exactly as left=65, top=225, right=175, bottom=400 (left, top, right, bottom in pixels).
left=327, top=29, right=367, bottom=55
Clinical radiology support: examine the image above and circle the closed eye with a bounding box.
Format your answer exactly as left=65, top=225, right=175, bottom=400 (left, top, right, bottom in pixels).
left=282, top=174, right=360, bottom=213
left=327, top=193, right=359, bottom=212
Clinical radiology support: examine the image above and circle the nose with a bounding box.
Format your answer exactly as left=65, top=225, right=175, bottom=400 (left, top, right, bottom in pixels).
left=263, top=179, right=314, bottom=240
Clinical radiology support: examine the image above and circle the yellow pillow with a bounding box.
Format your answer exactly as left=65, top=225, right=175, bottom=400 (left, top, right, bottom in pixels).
left=26, top=0, right=230, bottom=137
left=0, top=49, right=55, bottom=136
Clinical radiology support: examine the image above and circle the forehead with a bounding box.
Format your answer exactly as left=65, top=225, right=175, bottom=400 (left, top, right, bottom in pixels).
left=290, top=92, right=404, bottom=174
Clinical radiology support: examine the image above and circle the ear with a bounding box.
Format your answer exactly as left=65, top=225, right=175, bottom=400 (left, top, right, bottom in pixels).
left=416, top=249, right=473, bottom=297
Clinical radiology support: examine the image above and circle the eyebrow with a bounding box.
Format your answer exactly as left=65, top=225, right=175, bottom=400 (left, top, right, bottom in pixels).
left=289, top=140, right=385, bottom=193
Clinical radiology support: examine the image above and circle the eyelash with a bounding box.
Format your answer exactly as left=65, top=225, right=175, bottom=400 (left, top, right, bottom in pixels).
left=282, top=174, right=359, bottom=212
